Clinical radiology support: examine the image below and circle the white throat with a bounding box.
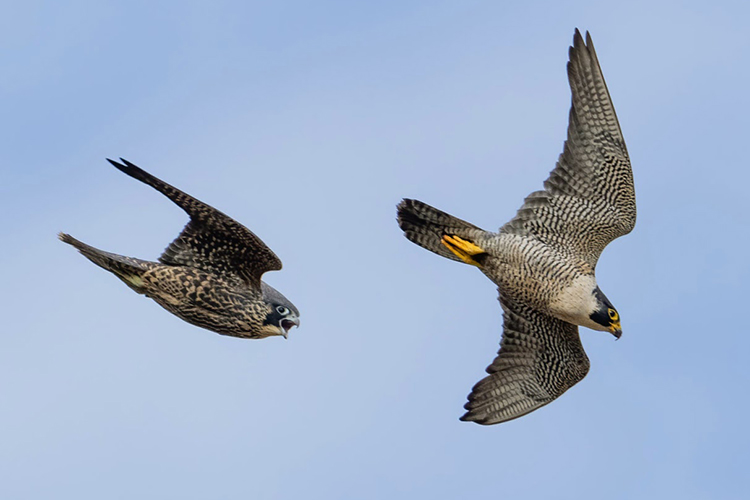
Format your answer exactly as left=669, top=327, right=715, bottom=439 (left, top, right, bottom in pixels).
left=547, top=274, right=606, bottom=331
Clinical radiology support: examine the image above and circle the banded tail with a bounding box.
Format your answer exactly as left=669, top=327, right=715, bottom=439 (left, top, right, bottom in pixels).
left=396, top=199, right=490, bottom=265
left=58, top=233, right=154, bottom=293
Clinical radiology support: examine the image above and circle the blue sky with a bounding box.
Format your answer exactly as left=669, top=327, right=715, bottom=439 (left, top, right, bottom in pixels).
left=2, top=1, right=749, bottom=498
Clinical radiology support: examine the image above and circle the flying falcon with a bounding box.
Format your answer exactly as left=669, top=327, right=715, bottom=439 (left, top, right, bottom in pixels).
left=60, top=159, right=300, bottom=339
left=397, top=30, right=635, bottom=424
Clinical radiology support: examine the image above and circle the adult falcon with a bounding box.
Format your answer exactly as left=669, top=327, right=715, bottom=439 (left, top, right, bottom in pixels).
left=397, top=29, right=635, bottom=424
left=60, top=159, right=300, bottom=339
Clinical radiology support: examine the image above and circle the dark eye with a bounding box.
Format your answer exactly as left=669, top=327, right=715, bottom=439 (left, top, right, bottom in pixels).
left=608, top=309, right=618, bottom=320
left=276, top=306, right=289, bottom=315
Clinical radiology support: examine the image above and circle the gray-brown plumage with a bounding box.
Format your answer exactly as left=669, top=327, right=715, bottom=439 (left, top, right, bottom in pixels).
left=397, top=30, right=634, bottom=424
left=60, top=158, right=299, bottom=339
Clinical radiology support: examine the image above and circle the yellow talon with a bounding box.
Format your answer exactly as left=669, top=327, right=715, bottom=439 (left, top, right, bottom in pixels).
left=441, top=235, right=486, bottom=267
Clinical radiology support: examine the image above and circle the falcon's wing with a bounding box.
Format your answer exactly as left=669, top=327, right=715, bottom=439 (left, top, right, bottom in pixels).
left=108, top=159, right=282, bottom=289
left=501, top=30, right=635, bottom=268
left=460, top=296, right=590, bottom=425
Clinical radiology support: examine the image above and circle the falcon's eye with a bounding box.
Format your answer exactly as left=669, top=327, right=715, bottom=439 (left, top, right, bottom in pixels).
left=276, top=306, right=289, bottom=315
left=608, top=309, right=619, bottom=321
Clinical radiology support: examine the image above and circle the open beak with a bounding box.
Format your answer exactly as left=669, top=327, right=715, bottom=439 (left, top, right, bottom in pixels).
left=280, top=316, right=301, bottom=339
left=609, top=321, right=622, bottom=340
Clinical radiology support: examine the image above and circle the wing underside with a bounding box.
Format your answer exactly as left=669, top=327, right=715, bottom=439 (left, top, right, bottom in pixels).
left=460, top=296, right=590, bottom=425
left=501, top=30, right=635, bottom=268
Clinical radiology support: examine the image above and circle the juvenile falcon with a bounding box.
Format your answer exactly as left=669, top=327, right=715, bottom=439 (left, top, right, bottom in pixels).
left=397, top=30, right=635, bottom=424
left=60, top=158, right=300, bottom=339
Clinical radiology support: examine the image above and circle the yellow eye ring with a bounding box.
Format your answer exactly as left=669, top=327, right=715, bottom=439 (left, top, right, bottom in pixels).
left=608, top=309, right=619, bottom=321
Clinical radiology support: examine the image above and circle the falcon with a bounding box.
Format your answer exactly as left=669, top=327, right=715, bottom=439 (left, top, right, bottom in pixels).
left=397, top=30, right=635, bottom=424
left=60, top=158, right=300, bottom=339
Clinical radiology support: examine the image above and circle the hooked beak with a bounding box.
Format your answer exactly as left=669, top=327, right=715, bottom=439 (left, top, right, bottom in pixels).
left=609, top=321, right=622, bottom=340
left=280, top=316, right=300, bottom=339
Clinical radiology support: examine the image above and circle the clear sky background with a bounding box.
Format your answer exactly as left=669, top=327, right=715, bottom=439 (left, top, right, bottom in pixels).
left=2, top=1, right=748, bottom=499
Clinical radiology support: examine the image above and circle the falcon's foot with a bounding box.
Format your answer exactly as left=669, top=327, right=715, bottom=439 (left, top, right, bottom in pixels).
left=441, top=235, right=487, bottom=268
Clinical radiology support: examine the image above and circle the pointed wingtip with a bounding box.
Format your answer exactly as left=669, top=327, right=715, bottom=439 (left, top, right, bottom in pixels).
left=107, top=157, right=126, bottom=171
left=459, top=412, right=490, bottom=425
left=107, top=157, right=149, bottom=180
left=106, top=157, right=138, bottom=169
left=568, top=28, right=598, bottom=74
left=571, top=28, right=594, bottom=50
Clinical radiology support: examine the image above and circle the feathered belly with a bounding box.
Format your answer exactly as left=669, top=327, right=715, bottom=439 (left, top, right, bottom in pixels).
left=140, top=267, right=263, bottom=337
left=482, top=236, right=591, bottom=315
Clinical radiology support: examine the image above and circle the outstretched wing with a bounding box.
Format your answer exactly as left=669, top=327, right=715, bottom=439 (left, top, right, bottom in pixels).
left=460, top=295, right=590, bottom=425
left=501, top=30, right=635, bottom=268
left=108, top=158, right=282, bottom=289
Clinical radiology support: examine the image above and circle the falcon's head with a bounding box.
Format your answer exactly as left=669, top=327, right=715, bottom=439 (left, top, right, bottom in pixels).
left=260, top=282, right=300, bottom=339
left=588, top=287, right=622, bottom=339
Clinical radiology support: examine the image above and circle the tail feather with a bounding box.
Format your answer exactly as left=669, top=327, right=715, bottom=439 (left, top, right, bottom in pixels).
left=396, top=199, right=488, bottom=263
left=58, top=232, right=153, bottom=293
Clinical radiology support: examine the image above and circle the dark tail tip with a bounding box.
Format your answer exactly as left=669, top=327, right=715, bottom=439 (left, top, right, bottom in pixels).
left=396, top=198, right=421, bottom=231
